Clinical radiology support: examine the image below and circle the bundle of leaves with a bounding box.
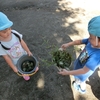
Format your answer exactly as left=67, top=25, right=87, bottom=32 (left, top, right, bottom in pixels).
left=52, top=50, right=72, bottom=69
left=21, top=60, right=35, bottom=72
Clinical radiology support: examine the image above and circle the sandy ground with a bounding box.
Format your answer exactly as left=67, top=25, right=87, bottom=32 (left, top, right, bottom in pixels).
left=0, top=0, right=100, bottom=100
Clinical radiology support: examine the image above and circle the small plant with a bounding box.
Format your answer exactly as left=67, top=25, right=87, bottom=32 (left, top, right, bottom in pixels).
left=52, top=49, right=72, bottom=69
left=21, top=60, right=35, bottom=72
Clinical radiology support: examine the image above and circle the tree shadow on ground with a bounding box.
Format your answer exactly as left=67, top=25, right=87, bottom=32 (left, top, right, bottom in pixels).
left=87, top=68, right=100, bottom=99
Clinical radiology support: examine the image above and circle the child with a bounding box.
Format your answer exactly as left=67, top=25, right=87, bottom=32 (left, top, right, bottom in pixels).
left=58, top=16, right=100, bottom=94
left=0, top=12, right=38, bottom=81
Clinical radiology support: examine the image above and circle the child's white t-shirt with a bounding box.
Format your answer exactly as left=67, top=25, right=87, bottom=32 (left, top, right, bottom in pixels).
left=0, top=30, right=27, bottom=65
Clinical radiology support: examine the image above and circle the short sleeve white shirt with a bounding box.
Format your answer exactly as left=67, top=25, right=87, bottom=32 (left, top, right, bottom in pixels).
left=0, top=30, right=26, bottom=65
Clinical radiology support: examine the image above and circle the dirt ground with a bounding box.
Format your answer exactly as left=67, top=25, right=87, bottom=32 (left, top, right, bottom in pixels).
left=0, top=0, right=100, bottom=100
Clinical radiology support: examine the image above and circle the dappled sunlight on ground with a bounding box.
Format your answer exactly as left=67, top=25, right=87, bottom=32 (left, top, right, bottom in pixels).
left=68, top=0, right=100, bottom=11
left=37, top=72, right=45, bottom=89
left=57, top=0, right=100, bottom=41
left=97, top=70, right=100, bottom=77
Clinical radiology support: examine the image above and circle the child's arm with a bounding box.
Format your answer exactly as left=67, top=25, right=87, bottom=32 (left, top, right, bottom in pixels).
left=20, top=39, right=32, bottom=56
left=58, top=66, right=90, bottom=76
left=61, top=40, right=82, bottom=50
left=3, top=55, right=18, bottom=73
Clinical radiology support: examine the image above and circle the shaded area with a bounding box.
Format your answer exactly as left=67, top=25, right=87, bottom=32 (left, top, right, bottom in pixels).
left=87, top=68, right=100, bottom=99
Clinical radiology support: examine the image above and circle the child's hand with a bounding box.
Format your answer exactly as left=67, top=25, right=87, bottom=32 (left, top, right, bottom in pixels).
left=27, top=51, right=33, bottom=56
left=61, top=43, right=69, bottom=50
left=58, top=69, right=69, bottom=75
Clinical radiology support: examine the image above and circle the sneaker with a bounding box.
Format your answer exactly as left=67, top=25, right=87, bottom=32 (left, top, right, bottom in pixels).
left=78, top=86, right=86, bottom=94
left=72, top=81, right=86, bottom=94
left=22, top=75, right=30, bottom=81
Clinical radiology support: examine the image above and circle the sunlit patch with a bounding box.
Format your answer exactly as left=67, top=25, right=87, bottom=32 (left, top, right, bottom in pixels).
left=56, top=37, right=62, bottom=43
left=54, top=33, right=57, bottom=37
left=37, top=73, right=45, bottom=89
left=37, top=78, right=45, bottom=89
left=98, top=70, right=100, bottom=77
